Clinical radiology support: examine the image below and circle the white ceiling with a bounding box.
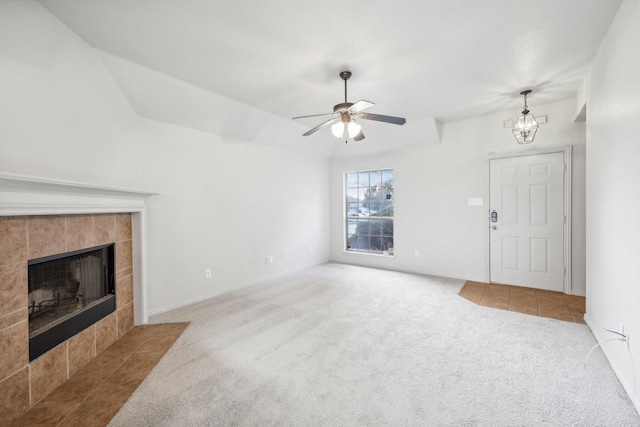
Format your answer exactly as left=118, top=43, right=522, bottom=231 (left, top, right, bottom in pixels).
left=38, top=0, right=621, bottom=151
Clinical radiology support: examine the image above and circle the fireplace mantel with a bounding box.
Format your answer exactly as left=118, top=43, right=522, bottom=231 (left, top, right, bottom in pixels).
left=0, top=172, right=157, bottom=216
left=0, top=172, right=157, bottom=324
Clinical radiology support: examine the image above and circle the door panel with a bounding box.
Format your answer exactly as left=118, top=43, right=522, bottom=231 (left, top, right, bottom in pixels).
left=501, top=236, right=518, bottom=270
left=530, top=184, right=548, bottom=225
left=502, top=186, right=518, bottom=225
left=490, top=152, right=565, bottom=291
left=529, top=237, right=548, bottom=273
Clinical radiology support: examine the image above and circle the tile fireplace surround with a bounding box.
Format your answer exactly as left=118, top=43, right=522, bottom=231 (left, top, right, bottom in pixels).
left=0, top=173, right=155, bottom=425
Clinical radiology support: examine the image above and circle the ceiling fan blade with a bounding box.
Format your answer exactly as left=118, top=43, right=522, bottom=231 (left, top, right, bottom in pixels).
left=348, top=100, right=375, bottom=114
left=293, top=112, right=335, bottom=120
left=353, top=129, right=365, bottom=142
left=359, top=113, right=406, bottom=125
left=302, top=118, right=337, bottom=136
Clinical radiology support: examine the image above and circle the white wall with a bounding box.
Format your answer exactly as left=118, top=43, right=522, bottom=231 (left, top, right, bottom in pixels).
left=138, top=121, right=330, bottom=313
left=584, top=0, right=640, bottom=411
left=0, top=1, right=142, bottom=188
left=330, top=99, right=587, bottom=294
left=0, top=1, right=330, bottom=315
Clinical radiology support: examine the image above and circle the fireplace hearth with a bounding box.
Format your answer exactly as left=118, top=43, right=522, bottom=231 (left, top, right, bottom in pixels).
left=28, top=244, right=115, bottom=360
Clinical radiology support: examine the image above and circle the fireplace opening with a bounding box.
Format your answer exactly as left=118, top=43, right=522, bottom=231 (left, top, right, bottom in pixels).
left=28, top=243, right=115, bottom=361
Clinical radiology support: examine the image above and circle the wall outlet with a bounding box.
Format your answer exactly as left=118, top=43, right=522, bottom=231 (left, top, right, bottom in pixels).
left=414, top=250, right=420, bottom=258
left=308, top=246, right=313, bottom=254
left=269, top=255, right=274, bottom=263
left=617, top=322, right=630, bottom=351
left=205, top=269, right=212, bottom=279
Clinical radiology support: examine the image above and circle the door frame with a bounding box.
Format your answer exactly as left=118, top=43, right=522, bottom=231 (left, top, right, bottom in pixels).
left=484, top=146, right=573, bottom=294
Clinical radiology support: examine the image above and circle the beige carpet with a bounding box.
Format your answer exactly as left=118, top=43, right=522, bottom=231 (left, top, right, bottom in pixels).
left=109, top=263, right=639, bottom=426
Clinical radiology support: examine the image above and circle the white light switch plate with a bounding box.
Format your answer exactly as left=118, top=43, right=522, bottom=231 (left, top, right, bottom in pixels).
left=468, top=198, right=483, bottom=206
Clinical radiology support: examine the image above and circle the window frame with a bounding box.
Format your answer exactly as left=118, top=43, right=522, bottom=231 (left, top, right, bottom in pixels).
left=343, top=168, right=394, bottom=256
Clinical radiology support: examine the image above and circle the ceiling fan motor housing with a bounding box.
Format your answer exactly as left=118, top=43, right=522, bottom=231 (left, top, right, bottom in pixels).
left=333, top=102, right=353, bottom=113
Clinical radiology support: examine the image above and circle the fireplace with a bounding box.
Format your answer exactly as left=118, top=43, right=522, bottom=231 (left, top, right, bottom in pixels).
left=0, top=174, right=156, bottom=424
left=28, top=244, right=116, bottom=361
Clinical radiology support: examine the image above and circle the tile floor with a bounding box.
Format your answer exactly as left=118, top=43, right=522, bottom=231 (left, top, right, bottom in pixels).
left=459, top=281, right=586, bottom=323
left=12, top=323, right=189, bottom=427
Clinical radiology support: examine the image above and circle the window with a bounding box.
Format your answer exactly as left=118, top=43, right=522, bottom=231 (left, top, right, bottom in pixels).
left=345, top=169, right=394, bottom=254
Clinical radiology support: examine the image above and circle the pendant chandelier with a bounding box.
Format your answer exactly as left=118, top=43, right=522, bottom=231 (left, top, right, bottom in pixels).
left=512, top=89, right=539, bottom=144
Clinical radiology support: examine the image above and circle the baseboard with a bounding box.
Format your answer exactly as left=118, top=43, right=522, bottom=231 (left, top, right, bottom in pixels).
left=147, top=280, right=256, bottom=318
left=584, top=313, right=640, bottom=415
left=147, top=260, right=328, bottom=317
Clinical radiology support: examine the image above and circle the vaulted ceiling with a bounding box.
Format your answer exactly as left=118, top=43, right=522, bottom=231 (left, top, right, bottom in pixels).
left=38, top=0, right=621, bottom=156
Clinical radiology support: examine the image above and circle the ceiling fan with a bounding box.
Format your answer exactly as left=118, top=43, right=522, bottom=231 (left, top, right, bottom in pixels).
left=292, top=71, right=406, bottom=142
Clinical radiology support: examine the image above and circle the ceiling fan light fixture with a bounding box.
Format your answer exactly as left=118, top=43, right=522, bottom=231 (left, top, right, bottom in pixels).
left=331, top=115, right=361, bottom=140
left=331, top=121, right=345, bottom=138
left=512, top=89, right=539, bottom=144
left=347, top=119, right=361, bottom=138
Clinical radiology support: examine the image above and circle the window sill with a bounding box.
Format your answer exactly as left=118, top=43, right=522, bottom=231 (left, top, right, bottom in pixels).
left=342, top=250, right=395, bottom=259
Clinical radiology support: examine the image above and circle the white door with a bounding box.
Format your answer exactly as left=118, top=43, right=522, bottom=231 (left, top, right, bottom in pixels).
left=489, top=152, right=566, bottom=292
